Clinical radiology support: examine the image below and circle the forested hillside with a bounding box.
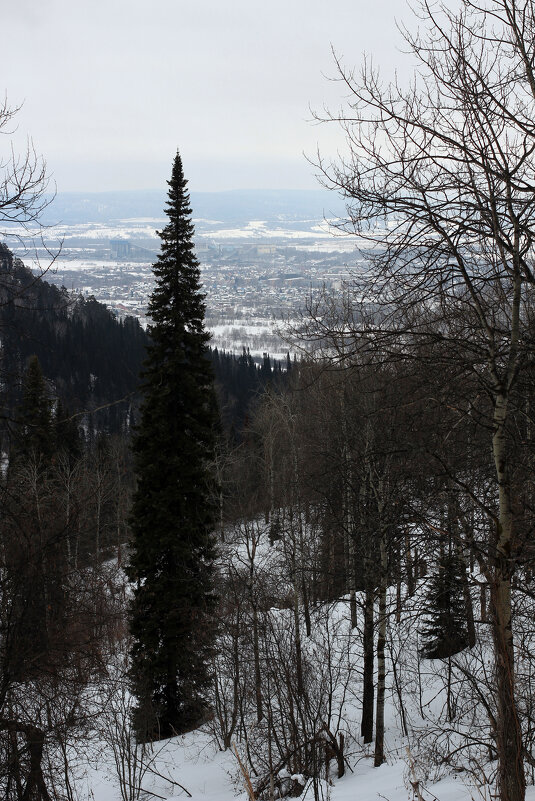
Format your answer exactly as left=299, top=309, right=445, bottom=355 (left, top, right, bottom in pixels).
left=0, top=243, right=147, bottom=435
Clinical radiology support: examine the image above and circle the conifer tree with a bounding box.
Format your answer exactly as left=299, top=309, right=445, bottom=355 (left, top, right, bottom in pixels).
left=128, top=151, right=218, bottom=741
left=7, top=356, right=63, bottom=675
left=17, top=355, right=53, bottom=460
left=420, top=553, right=470, bottom=660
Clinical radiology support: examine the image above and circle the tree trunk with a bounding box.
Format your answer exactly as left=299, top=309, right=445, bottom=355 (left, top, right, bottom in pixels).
left=252, top=602, right=263, bottom=724
left=461, top=561, right=476, bottom=649
left=302, top=574, right=312, bottom=637
left=374, top=532, right=387, bottom=767
left=492, top=392, right=525, bottom=801
left=405, top=530, right=415, bottom=597
left=361, top=579, right=374, bottom=743
left=293, top=582, right=304, bottom=699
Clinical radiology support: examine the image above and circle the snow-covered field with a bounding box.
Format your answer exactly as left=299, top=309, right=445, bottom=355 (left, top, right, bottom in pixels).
left=75, top=725, right=482, bottom=801
left=2, top=216, right=358, bottom=249
left=199, top=220, right=333, bottom=241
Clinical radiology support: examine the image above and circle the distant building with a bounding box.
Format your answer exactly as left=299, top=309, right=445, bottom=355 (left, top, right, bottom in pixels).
left=110, top=239, right=131, bottom=258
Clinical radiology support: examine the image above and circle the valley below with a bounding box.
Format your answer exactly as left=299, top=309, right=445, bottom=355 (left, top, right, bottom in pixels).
left=4, top=189, right=358, bottom=358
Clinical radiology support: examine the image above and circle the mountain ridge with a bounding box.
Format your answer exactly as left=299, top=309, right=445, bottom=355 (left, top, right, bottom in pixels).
left=36, top=188, right=347, bottom=226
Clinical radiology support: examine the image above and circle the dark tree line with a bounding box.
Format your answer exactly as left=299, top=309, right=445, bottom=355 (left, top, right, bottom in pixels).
left=210, top=346, right=289, bottom=438
left=0, top=243, right=147, bottom=435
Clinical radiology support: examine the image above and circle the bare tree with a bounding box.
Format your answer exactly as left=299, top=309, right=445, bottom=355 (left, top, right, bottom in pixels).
left=0, top=98, right=51, bottom=238
left=308, top=2, right=535, bottom=798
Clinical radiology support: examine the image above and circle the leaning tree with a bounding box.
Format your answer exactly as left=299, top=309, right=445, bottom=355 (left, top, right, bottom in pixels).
left=128, top=152, right=219, bottom=741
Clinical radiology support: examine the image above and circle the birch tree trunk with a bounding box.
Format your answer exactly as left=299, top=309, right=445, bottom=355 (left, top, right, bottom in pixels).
left=492, top=391, right=525, bottom=801
left=361, top=578, right=374, bottom=744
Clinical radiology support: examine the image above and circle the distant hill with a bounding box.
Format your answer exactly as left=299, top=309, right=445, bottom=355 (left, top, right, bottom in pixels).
left=0, top=244, right=148, bottom=436
left=38, top=189, right=347, bottom=226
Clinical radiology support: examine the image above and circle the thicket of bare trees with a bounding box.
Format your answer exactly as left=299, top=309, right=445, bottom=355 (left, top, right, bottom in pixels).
left=210, top=338, right=533, bottom=799
left=300, top=2, right=535, bottom=799
left=0, top=352, right=134, bottom=798
left=0, top=418, right=133, bottom=799
left=209, top=9, right=535, bottom=796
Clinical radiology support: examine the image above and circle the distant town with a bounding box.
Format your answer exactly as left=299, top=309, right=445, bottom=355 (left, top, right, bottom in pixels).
left=6, top=203, right=360, bottom=356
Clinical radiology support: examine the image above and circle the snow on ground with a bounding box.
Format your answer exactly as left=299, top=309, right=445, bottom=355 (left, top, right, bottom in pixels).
left=210, top=324, right=276, bottom=338
left=63, top=522, right=535, bottom=801
left=207, top=321, right=290, bottom=358
left=195, top=220, right=338, bottom=242
left=79, top=729, right=245, bottom=801
left=4, top=222, right=161, bottom=241
left=25, top=257, right=154, bottom=275
left=199, top=521, right=510, bottom=801
left=76, top=724, right=499, bottom=801
left=4, top=218, right=342, bottom=245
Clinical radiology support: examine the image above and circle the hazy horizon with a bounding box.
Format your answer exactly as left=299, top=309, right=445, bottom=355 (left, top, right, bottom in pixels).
left=33, top=186, right=348, bottom=227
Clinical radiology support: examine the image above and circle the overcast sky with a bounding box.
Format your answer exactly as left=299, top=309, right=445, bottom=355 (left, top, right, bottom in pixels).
left=2, top=0, right=410, bottom=193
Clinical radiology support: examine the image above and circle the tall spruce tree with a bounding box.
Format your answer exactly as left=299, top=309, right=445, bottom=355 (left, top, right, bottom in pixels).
left=420, top=553, right=470, bottom=660
left=128, top=152, right=218, bottom=741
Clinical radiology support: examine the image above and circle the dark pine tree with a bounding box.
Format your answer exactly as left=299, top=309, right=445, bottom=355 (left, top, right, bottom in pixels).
left=420, top=552, right=470, bottom=660
left=7, top=356, right=63, bottom=677
left=128, top=151, right=219, bottom=741
left=16, top=355, right=53, bottom=460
